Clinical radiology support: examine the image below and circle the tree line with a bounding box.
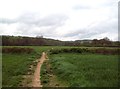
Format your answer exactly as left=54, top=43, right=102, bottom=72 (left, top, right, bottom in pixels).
left=1, top=35, right=120, bottom=47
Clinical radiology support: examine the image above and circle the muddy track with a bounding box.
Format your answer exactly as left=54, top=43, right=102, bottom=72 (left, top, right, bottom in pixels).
left=32, top=52, right=47, bottom=87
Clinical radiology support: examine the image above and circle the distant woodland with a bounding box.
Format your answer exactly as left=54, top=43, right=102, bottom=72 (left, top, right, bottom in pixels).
left=1, top=35, right=120, bottom=47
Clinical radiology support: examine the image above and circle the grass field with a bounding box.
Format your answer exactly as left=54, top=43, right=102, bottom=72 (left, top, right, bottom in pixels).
left=49, top=53, right=118, bottom=87
left=0, top=52, right=2, bottom=88
left=2, top=46, right=119, bottom=87
left=2, top=46, right=59, bottom=87
left=2, top=53, right=38, bottom=87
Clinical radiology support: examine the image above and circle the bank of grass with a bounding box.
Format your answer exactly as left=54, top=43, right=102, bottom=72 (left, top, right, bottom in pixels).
left=41, top=60, right=68, bottom=87
left=49, top=53, right=118, bottom=87
left=2, top=46, right=40, bottom=87
left=2, top=52, right=38, bottom=87
left=2, top=46, right=119, bottom=87
left=2, top=46, right=58, bottom=87
left=0, top=52, right=2, bottom=88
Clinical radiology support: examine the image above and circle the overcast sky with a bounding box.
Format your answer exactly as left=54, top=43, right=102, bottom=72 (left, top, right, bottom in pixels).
left=0, top=0, right=118, bottom=41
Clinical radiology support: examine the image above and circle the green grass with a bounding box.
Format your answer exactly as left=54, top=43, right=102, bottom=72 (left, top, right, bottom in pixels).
left=0, top=52, right=2, bottom=88
left=2, top=53, right=38, bottom=87
left=41, top=60, right=50, bottom=86
left=41, top=60, right=69, bottom=87
left=49, top=53, right=118, bottom=87
left=2, top=46, right=119, bottom=87
left=2, top=46, right=57, bottom=87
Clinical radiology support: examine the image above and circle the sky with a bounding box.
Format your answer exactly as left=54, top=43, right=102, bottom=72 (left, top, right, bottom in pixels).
left=0, top=0, right=119, bottom=41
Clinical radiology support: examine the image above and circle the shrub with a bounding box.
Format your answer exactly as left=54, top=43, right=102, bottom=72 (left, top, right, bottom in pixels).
left=49, top=48, right=119, bottom=55
left=50, top=48, right=90, bottom=54
left=93, top=48, right=119, bottom=55
left=2, top=47, right=34, bottom=54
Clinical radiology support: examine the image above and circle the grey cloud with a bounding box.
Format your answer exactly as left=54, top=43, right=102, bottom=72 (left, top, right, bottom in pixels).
left=63, top=29, right=99, bottom=40
left=73, top=0, right=118, bottom=11
left=17, top=14, right=68, bottom=27
left=78, top=32, right=100, bottom=39
left=93, top=18, right=117, bottom=33
left=38, top=15, right=67, bottom=26
left=102, top=0, right=118, bottom=7
left=118, top=1, right=120, bottom=41
left=0, top=13, right=68, bottom=27
left=63, top=21, right=99, bottom=38
left=0, top=13, right=68, bottom=40
left=119, top=1, right=120, bottom=23
left=73, top=5, right=91, bottom=10
left=10, top=13, right=68, bottom=37
left=17, top=24, right=58, bottom=37
left=0, top=18, right=17, bottom=24
left=63, top=29, right=86, bottom=37
left=63, top=17, right=117, bottom=40
left=0, top=13, right=68, bottom=37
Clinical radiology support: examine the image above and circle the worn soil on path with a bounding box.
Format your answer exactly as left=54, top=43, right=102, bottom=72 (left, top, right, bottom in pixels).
left=32, top=52, right=47, bottom=87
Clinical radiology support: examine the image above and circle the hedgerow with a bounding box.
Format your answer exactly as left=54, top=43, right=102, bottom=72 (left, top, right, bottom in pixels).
left=2, top=47, right=34, bottom=54
left=49, top=48, right=119, bottom=55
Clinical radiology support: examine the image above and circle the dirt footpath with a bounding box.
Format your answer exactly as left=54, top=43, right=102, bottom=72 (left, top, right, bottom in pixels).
left=32, top=52, right=47, bottom=87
